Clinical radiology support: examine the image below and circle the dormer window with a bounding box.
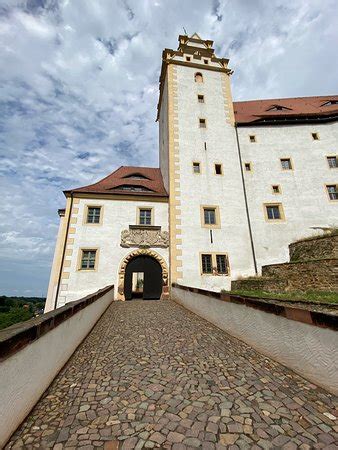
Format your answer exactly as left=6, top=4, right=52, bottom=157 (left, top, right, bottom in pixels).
left=266, top=105, right=292, bottom=112
left=321, top=100, right=338, bottom=106
left=113, top=185, right=154, bottom=192
left=123, top=173, right=150, bottom=180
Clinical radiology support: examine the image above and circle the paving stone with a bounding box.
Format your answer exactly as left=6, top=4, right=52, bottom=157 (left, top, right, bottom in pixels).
left=4, top=300, right=338, bottom=449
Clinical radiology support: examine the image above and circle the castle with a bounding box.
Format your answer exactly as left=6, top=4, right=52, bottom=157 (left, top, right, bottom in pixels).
left=45, top=33, right=338, bottom=311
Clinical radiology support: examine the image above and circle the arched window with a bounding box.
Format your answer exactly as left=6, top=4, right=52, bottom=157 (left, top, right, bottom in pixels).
left=195, top=72, right=203, bottom=83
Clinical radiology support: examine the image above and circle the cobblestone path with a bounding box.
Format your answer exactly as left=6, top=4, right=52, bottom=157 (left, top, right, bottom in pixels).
left=7, top=300, right=338, bottom=449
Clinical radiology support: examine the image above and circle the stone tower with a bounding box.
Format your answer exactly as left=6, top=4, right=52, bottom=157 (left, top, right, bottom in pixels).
left=157, top=33, right=256, bottom=291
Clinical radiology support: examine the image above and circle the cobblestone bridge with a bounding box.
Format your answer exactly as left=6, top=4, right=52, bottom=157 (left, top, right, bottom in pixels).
left=7, top=300, right=337, bottom=449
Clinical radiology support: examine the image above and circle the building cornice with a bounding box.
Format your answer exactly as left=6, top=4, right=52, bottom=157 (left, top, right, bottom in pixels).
left=64, top=192, right=169, bottom=203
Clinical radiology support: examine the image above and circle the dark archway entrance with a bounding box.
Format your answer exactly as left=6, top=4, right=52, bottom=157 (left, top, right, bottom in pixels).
left=124, top=255, right=163, bottom=300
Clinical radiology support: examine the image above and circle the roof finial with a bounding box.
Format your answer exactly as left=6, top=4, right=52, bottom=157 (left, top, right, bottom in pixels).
left=183, top=26, right=188, bottom=35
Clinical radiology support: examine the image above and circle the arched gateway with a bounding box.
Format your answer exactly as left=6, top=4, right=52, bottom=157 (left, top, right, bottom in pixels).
left=117, top=249, right=169, bottom=301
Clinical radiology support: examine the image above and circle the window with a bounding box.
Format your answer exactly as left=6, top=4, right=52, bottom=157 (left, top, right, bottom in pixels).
left=198, top=94, right=204, bottom=103
left=204, top=208, right=216, bottom=225
left=80, top=250, right=97, bottom=270
left=280, top=158, right=292, bottom=170
left=326, top=185, right=338, bottom=200
left=193, top=162, right=201, bottom=174
left=201, top=253, right=230, bottom=275
left=87, top=207, right=101, bottom=224
left=244, top=162, right=252, bottom=171
left=199, top=118, right=206, bottom=128
left=195, top=72, right=203, bottom=83
left=139, top=208, right=152, bottom=225
left=201, top=254, right=212, bottom=274
left=215, top=164, right=222, bottom=175
left=204, top=59, right=208, bottom=64
left=272, top=185, right=281, bottom=194
left=322, top=100, right=338, bottom=106
left=266, top=105, right=292, bottom=112
left=114, top=185, right=154, bottom=192
left=186, top=56, right=191, bottom=62
left=265, top=204, right=284, bottom=221
left=312, top=132, right=319, bottom=140
left=327, top=156, right=338, bottom=168
left=124, top=173, right=150, bottom=180
left=249, top=135, right=256, bottom=143
left=216, top=254, right=228, bottom=274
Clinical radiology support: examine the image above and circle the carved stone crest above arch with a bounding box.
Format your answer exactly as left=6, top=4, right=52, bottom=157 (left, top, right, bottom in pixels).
left=117, top=249, right=169, bottom=301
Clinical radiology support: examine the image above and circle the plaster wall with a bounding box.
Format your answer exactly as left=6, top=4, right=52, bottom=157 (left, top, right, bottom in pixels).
left=0, top=287, right=114, bottom=447
left=172, top=286, right=338, bottom=395
left=58, top=198, right=169, bottom=306
left=173, top=63, right=255, bottom=291
left=237, top=123, right=338, bottom=270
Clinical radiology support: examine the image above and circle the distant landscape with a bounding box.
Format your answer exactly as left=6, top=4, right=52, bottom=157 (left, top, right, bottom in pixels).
left=0, top=296, right=45, bottom=330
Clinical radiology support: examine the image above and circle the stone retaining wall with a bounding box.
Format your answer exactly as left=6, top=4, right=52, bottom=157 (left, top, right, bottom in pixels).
left=289, top=234, right=338, bottom=262
left=261, top=259, right=338, bottom=292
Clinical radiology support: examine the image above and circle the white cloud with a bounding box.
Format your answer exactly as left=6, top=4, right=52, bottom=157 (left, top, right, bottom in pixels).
left=0, top=0, right=337, bottom=295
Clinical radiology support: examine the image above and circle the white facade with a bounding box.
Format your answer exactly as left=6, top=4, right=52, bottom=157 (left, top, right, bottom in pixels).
left=46, top=33, right=337, bottom=309
left=238, top=122, right=338, bottom=269
left=46, top=197, right=168, bottom=311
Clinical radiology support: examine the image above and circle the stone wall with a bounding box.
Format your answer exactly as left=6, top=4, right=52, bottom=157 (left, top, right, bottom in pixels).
left=261, top=259, right=337, bottom=292
left=232, top=234, right=338, bottom=293
left=289, top=234, right=338, bottom=262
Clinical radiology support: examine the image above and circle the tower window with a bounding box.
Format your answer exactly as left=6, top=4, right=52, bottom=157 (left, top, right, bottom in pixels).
left=195, top=72, right=203, bottom=83
left=249, top=135, right=256, bottom=143
left=193, top=162, right=201, bottom=174
left=203, top=208, right=216, bottom=225
left=312, top=132, right=319, bottom=140
left=327, top=156, right=338, bottom=168
left=139, top=208, right=152, bottom=225
left=204, top=59, right=209, bottom=64
left=201, top=254, right=213, bottom=274
left=280, top=158, right=292, bottom=170
left=215, top=164, right=223, bottom=175
left=326, top=185, right=338, bottom=200
left=265, top=204, right=285, bottom=221
left=199, top=118, right=206, bottom=128
left=244, top=162, right=252, bottom=171
left=87, top=207, right=101, bottom=224
left=186, top=56, right=191, bottom=62
left=272, top=185, right=281, bottom=194
left=198, top=95, right=204, bottom=103
left=80, top=250, right=97, bottom=270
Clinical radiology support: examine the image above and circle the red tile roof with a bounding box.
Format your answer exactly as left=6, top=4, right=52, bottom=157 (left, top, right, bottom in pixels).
left=65, top=166, right=168, bottom=198
left=234, top=95, right=338, bottom=125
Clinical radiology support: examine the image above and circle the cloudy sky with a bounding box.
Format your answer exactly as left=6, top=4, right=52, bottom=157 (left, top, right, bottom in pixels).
left=0, top=0, right=337, bottom=296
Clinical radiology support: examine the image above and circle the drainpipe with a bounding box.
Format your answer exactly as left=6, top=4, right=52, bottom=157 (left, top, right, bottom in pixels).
left=235, top=126, right=258, bottom=274
left=54, top=192, right=74, bottom=310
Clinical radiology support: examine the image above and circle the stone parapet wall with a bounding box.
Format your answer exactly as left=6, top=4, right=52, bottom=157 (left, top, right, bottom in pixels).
left=0, top=285, right=114, bottom=447
left=172, top=284, right=338, bottom=395
left=289, top=234, right=338, bottom=262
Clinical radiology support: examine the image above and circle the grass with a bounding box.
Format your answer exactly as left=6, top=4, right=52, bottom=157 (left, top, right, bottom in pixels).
left=222, top=289, right=338, bottom=305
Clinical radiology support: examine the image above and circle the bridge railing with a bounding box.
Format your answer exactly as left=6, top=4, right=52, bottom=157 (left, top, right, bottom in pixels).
left=0, top=284, right=114, bottom=447
left=172, top=283, right=338, bottom=395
